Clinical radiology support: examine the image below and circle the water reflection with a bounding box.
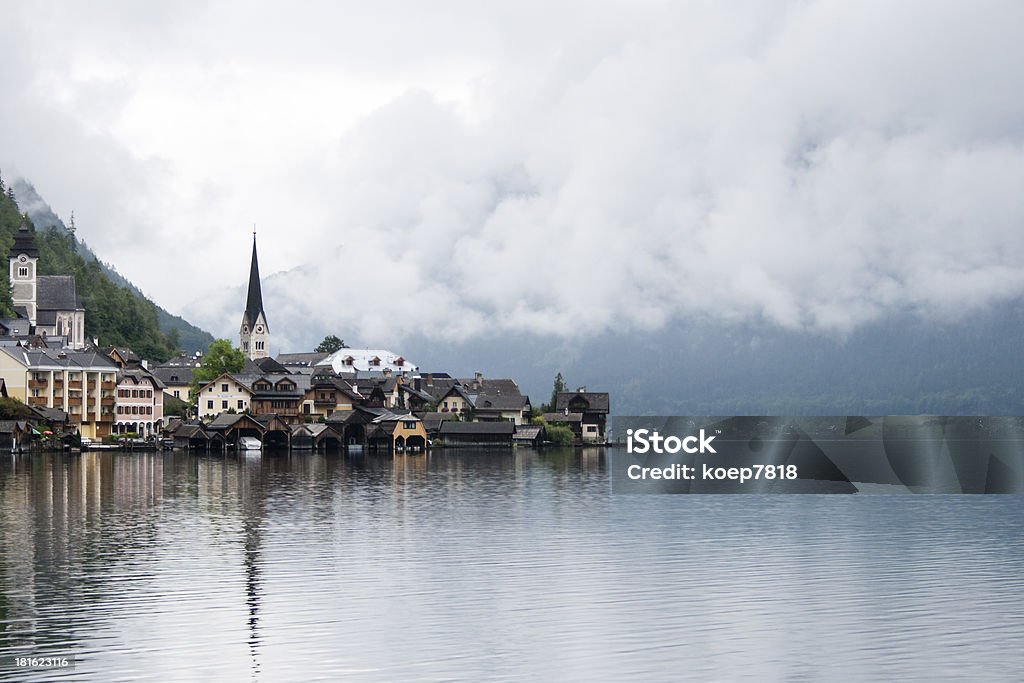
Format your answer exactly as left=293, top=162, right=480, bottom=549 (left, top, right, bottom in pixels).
left=0, top=448, right=1022, bottom=681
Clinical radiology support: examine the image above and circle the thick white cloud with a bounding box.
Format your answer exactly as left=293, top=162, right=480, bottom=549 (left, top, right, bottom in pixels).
left=2, top=1, right=1023, bottom=353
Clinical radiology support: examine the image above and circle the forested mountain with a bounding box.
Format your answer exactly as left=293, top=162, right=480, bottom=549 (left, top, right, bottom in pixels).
left=0, top=172, right=212, bottom=361
left=10, top=179, right=214, bottom=354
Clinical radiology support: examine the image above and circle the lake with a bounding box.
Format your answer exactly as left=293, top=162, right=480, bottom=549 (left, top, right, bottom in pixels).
left=1, top=448, right=1023, bottom=681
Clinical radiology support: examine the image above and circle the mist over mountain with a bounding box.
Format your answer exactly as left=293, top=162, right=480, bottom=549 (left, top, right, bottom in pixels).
left=12, top=179, right=214, bottom=353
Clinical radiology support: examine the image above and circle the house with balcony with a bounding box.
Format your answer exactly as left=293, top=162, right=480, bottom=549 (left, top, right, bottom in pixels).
left=554, top=391, right=610, bottom=443
left=301, top=374, right=363, bottom=420
left=248, top=374, right=310, bottom=425
left=0, top=347, right=118, bottom=438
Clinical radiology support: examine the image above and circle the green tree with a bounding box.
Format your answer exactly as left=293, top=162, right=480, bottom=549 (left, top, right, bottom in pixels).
left=315, top=334, right=348, bottom=353
left=547, top=372, right=566, bottom=413
left=190, top=339, right=246, bottom=398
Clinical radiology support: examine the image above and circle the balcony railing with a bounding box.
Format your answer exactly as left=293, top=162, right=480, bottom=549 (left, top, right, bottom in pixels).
left=68, top=381, right=83, bottom=390
left=28, top=396, right=49, bottom=406
left=28, top=379, right=48, bottom=389
left=67, top=397, right=83, bottom=407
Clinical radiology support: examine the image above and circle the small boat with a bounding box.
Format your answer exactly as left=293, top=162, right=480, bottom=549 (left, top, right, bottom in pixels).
left=80, top=438, right=121, bottom=451
left=239, top=436, right=262, bottom=451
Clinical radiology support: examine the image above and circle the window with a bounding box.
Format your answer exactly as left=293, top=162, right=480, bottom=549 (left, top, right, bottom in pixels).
left=243, top=342, right=249, bottom=351
left=404, top=421, right=416, bottom=429
left=221, top=383, right=229, bottom=392
left=132, top=390, right=138, bottom=398
left=237, top=400, right=245, bottom=409
left=173, top=390, right=180, bottom=398
left=207, top=400, right=214, bottom=409
left=256, top=341, right=264, bottom=351
left=303, top=404, right=311, bottom=414
left=17, top=267, right=28, bottom=278
left=222, top=400, right=228, bottom=409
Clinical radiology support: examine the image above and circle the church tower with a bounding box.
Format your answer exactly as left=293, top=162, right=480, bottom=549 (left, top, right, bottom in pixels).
left=239, top=234, right=270, bottom=359
left=9, top=216, right=39, bottom=324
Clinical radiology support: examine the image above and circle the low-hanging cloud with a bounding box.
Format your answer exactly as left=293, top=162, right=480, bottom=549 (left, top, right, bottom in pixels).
left=192, top=0, right=1024, bottom=351
left=3, top=2, right=1023, bottom=351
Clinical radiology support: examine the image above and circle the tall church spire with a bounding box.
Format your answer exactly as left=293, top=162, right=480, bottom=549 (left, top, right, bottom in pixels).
left=244, top=234, right=267, bottom=332
left=240, top=233, right=270, bottom=359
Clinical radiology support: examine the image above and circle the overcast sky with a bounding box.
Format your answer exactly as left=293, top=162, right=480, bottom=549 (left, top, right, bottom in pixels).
left=2, top=1, right=1023, bottom=354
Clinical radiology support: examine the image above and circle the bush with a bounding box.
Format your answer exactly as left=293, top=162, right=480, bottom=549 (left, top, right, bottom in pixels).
left=546, top=423, right=575, bottom=446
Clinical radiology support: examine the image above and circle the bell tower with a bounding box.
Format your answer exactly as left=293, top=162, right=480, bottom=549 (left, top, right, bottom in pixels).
left=239, top=233, right=270, bottom=359
left=9, top=216, right=39, bottom=324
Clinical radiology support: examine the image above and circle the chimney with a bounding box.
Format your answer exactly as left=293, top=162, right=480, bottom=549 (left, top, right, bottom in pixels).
left=414, top=377, right=422, bottom=391
left=141, top=359, right=148, bottom=370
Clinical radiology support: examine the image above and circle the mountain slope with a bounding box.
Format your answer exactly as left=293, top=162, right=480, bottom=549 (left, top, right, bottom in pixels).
left=9, top=178, right=213, bottom=354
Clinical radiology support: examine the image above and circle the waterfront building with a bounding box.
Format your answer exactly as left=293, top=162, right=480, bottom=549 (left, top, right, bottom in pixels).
left=113, top=368, right=165, bottom=436
left=0, top=347, right=117, bottom=438
left=8, top=218, right=86, bottom=349
left=428, top=373, right=532, bottom=425
left=239, top=235, right=270, bottom=360
left=248, top=374, right=309, bottom=425
left=196, top=373, right=256, bottom=419
left=554, top=391, right=610, bottom=442
left=301, top=375, right=363, bottom=420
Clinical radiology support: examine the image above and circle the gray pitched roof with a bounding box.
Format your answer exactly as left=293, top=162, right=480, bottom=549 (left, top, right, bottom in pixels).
left=255, top=356, right=290, bottom=374
left=277, top=352, right=329, bottom=367
left=119, top=367, right=166, bottom=389
left=37, top=275, right=80, bottom=311
left=555, top=392, right=610, bottom=413
left=440, top=421, right=516, bottom=436
left=152, top=365, right=194, bottom=385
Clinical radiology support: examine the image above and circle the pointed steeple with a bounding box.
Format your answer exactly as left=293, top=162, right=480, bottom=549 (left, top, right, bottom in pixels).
left=244, top=234, right=268, bottom=332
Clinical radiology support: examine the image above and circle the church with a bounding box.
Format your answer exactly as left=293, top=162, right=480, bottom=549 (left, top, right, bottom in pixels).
left=239, top=234, right=269, bottom=359
left=6, top=218, right=86, bottom=348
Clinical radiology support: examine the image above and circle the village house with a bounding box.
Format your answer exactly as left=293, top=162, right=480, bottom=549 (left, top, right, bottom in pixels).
left=554, top=391, right=610, bottom=443
left=113, top=368, right=165, bottom=436
left=248, top=373, right=309, bottom=425
left=301, top=374, right=363, bottom=420
left=196, top=373, right=256, bottom=419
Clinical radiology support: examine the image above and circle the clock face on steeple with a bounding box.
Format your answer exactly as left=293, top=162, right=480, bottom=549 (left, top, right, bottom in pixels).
left=256, top=325, right=263, bottom=333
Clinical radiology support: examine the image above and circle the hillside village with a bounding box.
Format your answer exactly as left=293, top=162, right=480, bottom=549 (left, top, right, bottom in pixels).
left=0, top=220, right=610, bottom=452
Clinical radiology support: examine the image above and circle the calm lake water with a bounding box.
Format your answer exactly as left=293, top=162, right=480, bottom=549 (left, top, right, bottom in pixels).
left=1, top=448, right=1022, bottom=682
